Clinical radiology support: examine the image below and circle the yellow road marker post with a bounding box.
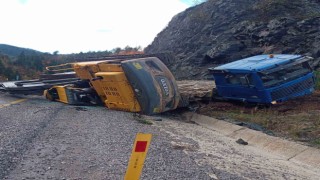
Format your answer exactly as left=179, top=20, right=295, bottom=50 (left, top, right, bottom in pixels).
left=125, top=133, right=152, bottom=180
left=0, top=99, right=27, bottom=109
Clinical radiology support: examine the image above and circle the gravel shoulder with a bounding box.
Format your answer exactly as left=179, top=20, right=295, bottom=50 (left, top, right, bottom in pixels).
left=151, top=116, right=320, bottom=179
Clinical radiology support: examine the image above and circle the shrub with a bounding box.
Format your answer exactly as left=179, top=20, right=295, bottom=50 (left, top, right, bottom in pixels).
left=315, top=70, right=320, bottom=90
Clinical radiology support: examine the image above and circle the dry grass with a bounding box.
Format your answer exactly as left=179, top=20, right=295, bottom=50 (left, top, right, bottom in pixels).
left=315, top=70, right=320, bottom=90
left=198, top=91, right=320, bottom=148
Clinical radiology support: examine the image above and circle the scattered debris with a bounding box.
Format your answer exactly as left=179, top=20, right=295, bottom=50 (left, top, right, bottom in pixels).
left=154, top=118, right=162, bottom=121
left=236, top=138, right=248, bottom=145
left=171, top=141, right=198, bottom=151
left=133, top=114, right=153, bottom=125
left=75, top=107, right=88, bottom=111
left=235, top=122, right=274, bottom=136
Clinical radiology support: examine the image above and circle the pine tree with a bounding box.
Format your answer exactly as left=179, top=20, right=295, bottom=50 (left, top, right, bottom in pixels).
left=0, top=60, right=5, bottom=73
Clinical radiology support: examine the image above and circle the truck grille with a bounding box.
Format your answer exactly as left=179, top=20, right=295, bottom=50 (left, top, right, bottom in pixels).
left=271, top=78, right=314, bottom=101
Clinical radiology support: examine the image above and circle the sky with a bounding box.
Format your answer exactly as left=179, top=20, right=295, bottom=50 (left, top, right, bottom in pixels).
left=0, top=0, right=194, bottom=54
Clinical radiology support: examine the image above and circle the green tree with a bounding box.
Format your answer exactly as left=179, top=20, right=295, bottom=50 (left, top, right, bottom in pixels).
left=112, top=47, right=121, bottom=54
left=16, top=51, right=26, bottom=66
left=0, top=60, right=5, bottom=73
left=124, top=45, right=133, bottom=52
left=4, top=67, right=15, bottom=80
left=33, top=57, right=44, bottom=71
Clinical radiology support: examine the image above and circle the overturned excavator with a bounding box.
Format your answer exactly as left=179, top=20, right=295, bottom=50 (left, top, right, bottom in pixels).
left=0, top=55, right=214, bottom=115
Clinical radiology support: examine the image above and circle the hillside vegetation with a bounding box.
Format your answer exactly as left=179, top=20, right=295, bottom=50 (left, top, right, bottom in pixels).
left=0, top=45, right=143, bottom=80
left=145, top=0, right=320, bottom=79
left=0, top=53, right=49, bottom=80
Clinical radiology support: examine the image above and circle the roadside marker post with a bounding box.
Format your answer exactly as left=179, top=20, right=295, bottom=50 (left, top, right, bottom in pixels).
left=125, top=133, right=152, bottom=180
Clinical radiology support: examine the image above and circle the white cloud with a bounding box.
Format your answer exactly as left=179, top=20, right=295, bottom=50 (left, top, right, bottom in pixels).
left=0, top=0, right=188, bottom=53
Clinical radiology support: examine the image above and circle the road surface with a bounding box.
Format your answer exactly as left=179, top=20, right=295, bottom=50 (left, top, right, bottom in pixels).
left=0, top=93, right=319, bottom=179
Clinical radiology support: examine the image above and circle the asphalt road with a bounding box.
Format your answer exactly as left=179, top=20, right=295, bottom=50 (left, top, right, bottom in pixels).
left=0, top=93, right=319, bottom=180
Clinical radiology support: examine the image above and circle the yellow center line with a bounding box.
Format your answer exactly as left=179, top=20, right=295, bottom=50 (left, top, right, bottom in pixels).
left=0, top=98, right=27, bottom=109
left=10, top=98, right=27, bottom=104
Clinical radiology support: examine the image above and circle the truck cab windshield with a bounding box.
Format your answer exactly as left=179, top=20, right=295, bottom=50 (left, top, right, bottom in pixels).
left=259, top=62, right=312, bottom=88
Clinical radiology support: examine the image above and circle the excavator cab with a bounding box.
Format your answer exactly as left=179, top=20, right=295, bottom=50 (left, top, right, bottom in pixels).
left=121, top=57, right=180, bottom=114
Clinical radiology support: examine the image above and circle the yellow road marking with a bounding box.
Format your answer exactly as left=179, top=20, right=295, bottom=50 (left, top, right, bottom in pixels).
left=125, top=133, right=152, bottom=180
left=0, top=98, right=27, bottom=108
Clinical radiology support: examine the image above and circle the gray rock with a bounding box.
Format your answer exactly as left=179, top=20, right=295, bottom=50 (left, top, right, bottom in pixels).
left=145, top=0, right=320, bottom=79
left=236, top=138, right=248, bottom=145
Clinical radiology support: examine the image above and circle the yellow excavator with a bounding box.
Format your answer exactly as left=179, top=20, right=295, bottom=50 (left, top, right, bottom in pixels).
left=43, top=57, right=180, bottom=115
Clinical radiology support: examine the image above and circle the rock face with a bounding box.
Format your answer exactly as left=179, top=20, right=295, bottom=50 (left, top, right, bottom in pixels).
left=145, top=0, right=320, bottom=79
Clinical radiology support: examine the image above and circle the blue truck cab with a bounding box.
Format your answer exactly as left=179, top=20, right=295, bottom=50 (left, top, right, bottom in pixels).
left=209, top=54, right=316, bottom=104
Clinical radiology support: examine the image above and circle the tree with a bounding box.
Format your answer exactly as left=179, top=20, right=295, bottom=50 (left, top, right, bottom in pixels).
left=124, top=45, right=133, bottom=52
left=134, top=46, right=142, bottom=52
left=0, top=60, right=5, bottom=73
left=16, top=51, right=26, bottom=66
left=33, top=56, right=44, bottom=71
left=4, top=67, right=15, bottom=80
left=111, top=47, right=121, bottom=54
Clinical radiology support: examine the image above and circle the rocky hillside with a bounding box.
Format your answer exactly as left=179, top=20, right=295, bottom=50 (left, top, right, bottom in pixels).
left=145, top=0, right=320, bottom=79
